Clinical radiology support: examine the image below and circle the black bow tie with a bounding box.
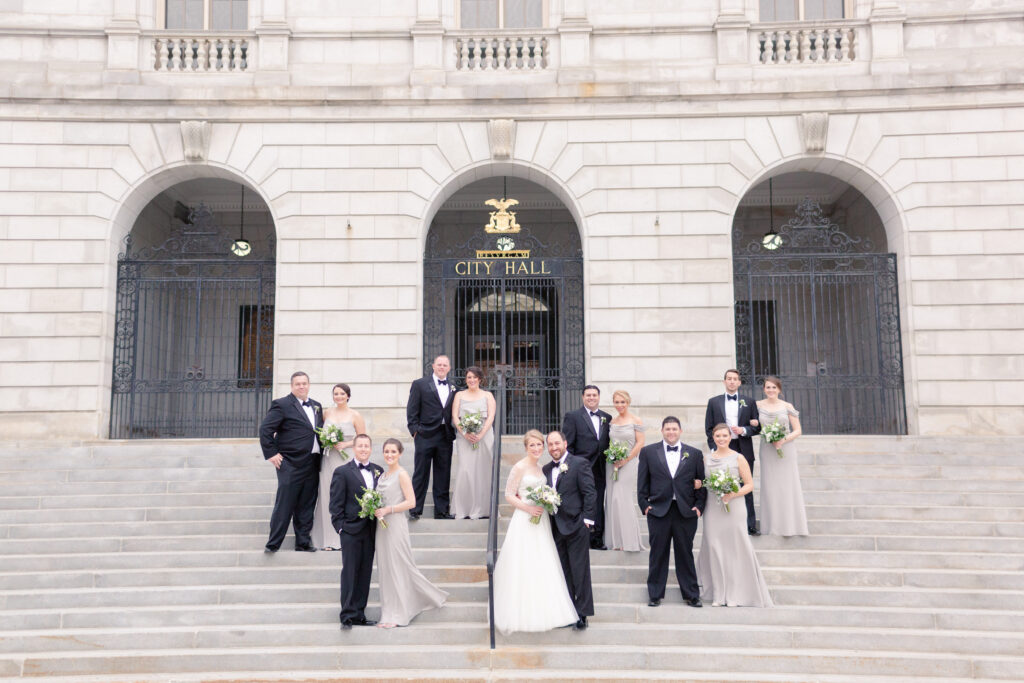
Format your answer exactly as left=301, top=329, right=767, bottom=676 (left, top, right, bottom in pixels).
left=358, top=463, right=372, bottom=471
left=437, top=379, right=448, bottom=386
left=589, top=411, right=599, bottom=417
left=726, top=395, right=737, bottom=401
left=301, top=400, right=312, bottom=407
left=551, top=460, right=562, bottom=468
left=666, top=445, right=679, bottom=452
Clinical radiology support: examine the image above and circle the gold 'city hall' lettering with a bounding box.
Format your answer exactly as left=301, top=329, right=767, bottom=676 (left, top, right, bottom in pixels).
left=453, top=260, right=551, bottom=276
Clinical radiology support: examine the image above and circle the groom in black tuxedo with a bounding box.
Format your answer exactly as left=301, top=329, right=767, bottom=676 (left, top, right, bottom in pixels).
left=561, top=385, right=611, bottom=549
left=705, top=368, right=761, bottom=535
left=543, top=430, right=597, bottom=629
left=259, top=371, right=323, bottom=553
left=330, top=434, right=383, bottom=628
left=637, top=416, right=707, bottom=608
left=406, top=354, right=457, bottom=519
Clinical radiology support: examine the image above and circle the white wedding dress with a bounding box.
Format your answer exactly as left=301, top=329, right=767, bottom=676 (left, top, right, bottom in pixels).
left=492, top=472, right=579, bottom=634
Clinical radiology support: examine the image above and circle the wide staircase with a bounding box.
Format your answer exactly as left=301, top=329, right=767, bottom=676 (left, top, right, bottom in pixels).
left=0, top=436, right=1022, bottom=681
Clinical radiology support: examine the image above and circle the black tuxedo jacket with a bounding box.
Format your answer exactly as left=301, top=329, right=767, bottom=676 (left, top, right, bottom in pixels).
left=406, top=375, right=456, bottom=441
left=637, top=440, right=707, bottom=519
left=562, top=407, right=612, bottom=466
left=259, top=394, right=323, bottom=461
left=704, top=393, right=761, bottom=461
left=329, top=459, right=384, bottom=536
left=542, top=455, right=597, bottom=536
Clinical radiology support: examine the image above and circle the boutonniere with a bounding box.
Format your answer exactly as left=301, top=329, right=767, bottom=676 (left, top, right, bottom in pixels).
left=739, top=399, right=747, bottom=408
left=682, top=451, right=690, bottom=460
left=558, top=463, right=569, bottom=473
left=600, top=416, right=608, bottom=425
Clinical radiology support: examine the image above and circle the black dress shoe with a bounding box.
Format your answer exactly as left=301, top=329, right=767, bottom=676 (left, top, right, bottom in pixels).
left=590, top=542, right=608, bottom=550
left=294, top=546, right=317, bottom=552
left=686, top=597, right=703, bottom=608
left=748, top=528, right=761, bottom=536
left=408, top=511, right=421, bottom=520
left=647, top=598, right=661, bottom=607
left=434, top=512, right=455, bottom=520
left=264, top=547, right=278, bottom=554
left=351, top=617, right=377, bottom=626
left=339, top=621, right=352, bottom=630
left=575, top=616, right=588, bottom=630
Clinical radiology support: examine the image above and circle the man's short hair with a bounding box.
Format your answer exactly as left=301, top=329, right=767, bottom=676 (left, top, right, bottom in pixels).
left=662, top=416, right=681, bottom=428
left=290, top=371, right=309, bottom=383
left=582, top=384, right=600, bottom=395
left=724, top=369, right=741, bottom=380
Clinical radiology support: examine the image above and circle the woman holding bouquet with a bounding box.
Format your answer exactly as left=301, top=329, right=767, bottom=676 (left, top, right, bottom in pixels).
left=312, top=383, right=366, bottom=550
left=605, top=390, right=645, bottom=552
left=697, top=423, right=773, bottom=607
left=493, top=430, right=578, bottom=633
left=372, top=438, right=448, bottom=628
left=451, top=366, right=496, bottom=519
left=752, top=376, right=808, bottom=537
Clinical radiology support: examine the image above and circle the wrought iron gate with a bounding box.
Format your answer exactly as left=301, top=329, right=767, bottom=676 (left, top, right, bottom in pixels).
left=423, top=210, right=584, bottom=434
left=110, top=205, right=275, bottom=438
left=733, top=199, right=907, bottom=434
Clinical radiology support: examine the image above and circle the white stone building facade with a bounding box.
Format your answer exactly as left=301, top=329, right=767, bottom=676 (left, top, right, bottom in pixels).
left=1, top=0, right=1022, bottom=440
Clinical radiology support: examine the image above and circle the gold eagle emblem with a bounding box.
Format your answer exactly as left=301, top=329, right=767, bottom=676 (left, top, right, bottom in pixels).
left=484, top=197, right=521, bottom=233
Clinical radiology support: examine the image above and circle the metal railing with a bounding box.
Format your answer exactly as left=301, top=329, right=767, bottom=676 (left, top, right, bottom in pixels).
left=485, top=364, right=511, bottom=649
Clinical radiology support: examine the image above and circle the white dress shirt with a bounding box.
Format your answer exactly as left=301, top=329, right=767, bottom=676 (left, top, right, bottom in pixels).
left=588, top=410, right=601, bottom=437
left=434, top=374, right=451, bottom=422
left=550, top=457, right=564, bottom=489
left=299, top=397, right=318, bottom=452
left=357, top=462, right=374, bottom=491
left=725, top=393, right=740, bottom=439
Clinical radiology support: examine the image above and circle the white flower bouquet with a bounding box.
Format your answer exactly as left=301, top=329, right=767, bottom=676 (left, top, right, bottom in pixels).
left=704, top=468, right=742, bottom=512
left=458, top=410, right=485, bottom=449
left=604, top=441, right=630, bottom=481
left=524, top=484, right=561, bottom=525
left=761, top=419, right=787, bottom=457
left=316, top=424, right=349, bottom=460
left=356, top=487, right=387, bottom=529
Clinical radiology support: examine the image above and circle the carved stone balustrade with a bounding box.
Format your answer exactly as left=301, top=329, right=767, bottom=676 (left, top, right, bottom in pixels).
left=756, top=23, right=859, bottom=65
left=151, top=33, right=253, bottom=72
left=453, top=32, right=552, bottom=71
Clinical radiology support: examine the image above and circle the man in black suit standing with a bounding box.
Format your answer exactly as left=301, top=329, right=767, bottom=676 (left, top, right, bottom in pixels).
left=705, top=368, right=761, bottom=535
left=542, top=430, right=597, bottom=630
left=406, top=354, right=456, bottom=519
left=637, top=416, right=707, bottom=608
left=259, top=370, right=323, bottom=553
left=561, top=385, right=611, bottom=549
left=329, top=433, right=383, bottom=628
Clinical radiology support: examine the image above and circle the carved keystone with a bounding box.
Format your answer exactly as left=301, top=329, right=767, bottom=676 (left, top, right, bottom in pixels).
left=180, top=121, right=211, bottom=162
left=488, top=119, right=516, bottom=159
left=799, top=112, right=829, bottom=154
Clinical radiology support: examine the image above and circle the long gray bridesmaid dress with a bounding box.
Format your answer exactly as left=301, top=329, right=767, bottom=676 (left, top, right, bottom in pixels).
left=311, top=419, right=352, bottom=549
left=757, top=404, right=809, bottom=537
left=375, top=470, right=448, bottom=626
left=451, top=396, right=494, bottom=519
left=604, top=421, right=645, bottom=551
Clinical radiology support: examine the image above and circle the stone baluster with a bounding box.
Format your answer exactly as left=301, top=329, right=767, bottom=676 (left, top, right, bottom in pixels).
left=539, top=36, right=548, bottom=69
left=228, top=40, right=239, bottom=72
left=170, top=39, right=183, bottom=71
left=798, top=30, right=810, bottom=63
left=501, top=37, right=511, bottom=70
left=823, top=29, right=835, bottom=62
left=841, top=28, right=853, bottom=62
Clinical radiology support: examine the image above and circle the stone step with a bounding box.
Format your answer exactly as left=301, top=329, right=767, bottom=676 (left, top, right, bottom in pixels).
left=1, top=643, right=1018, bottom=679
left=1, top=622, right=1022, bottom=658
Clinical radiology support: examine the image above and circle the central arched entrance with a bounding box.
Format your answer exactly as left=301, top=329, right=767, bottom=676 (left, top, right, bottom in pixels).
left=423, top=176, right=583, bottom=433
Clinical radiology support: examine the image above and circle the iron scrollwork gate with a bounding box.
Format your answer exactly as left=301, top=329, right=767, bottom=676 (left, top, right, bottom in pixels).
left=111, top=204, right=275, bottom=438
left=733, top=199, right=907, bottom=434
left=423, top=216, right=584, bottom=434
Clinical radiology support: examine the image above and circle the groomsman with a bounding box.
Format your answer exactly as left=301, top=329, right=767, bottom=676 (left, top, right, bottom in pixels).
left=259, top=371, right=323, bottom=553
left=543, top=430, right=597, bottom=630
left=637, top=416, right=707, bottom=608
left=406, top=354, right=457, bottom=519
left=705, top=369, right=761, bottom=535
left=330, top=434, right=383, bottom=628
left=562, top=385, right=611, bottom=550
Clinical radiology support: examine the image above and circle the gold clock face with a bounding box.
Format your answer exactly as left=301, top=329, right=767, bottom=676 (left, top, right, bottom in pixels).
left=762, top=233, right=782, bottom=251
left=231, top=240, right=252, bottom=257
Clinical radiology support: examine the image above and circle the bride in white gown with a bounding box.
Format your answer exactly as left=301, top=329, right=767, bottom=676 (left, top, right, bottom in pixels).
left=493, top=430, right=579, bottom=634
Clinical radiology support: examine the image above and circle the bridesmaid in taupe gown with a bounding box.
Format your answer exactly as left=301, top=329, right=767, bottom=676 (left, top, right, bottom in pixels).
left=751, top=376, right=809, bottom=537
left=312, top=383, right=366, bottom=550
left=373, top=438, right=448, bottom=628
left=451, top=366, right=496, bottom=519
left=604, top=390, right=646, bottom=552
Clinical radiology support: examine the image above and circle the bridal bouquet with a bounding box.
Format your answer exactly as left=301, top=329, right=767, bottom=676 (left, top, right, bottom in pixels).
left=458, top=410, right=484, bottom=449
left=316, top=424, right=348, bottom=460
left=704, top=469, right=742, bottom=512
left=761, top=419, right=787, bottom=457
left=604, top=441, right=630, bottom=481
left=356, top=487, right=387, bottom=529
left=524, top=484, right=561, bottom=525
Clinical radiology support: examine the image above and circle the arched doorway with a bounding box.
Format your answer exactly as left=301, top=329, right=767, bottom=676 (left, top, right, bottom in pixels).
left=423, top=176, right=583, bottom=433
left=110, top=178, right=276, bottom=438
left=732, top=172, right=907, bottom=434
